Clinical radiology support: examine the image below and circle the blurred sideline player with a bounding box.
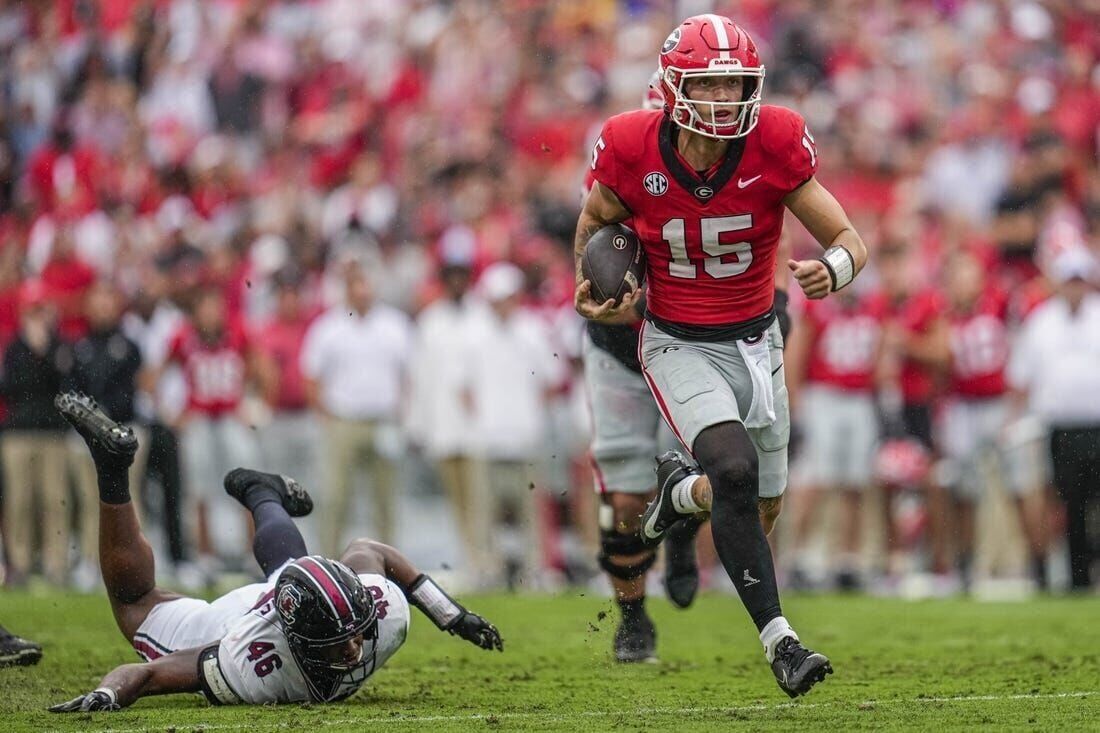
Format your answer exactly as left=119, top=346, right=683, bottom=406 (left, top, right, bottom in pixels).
left=50, top=392, right=500, bottom=712
left=873, top=243, right=952, bottom=585
left=784, top=284, right=884, bottom=590
left=937, top=249, right=1047, bottom=590
left=580, top=73, right=793, bottom=662
left=575, top=15, right=867, bottom=697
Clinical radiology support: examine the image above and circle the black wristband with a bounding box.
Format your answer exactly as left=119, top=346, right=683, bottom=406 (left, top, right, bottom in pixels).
left=407, top=574, right=465, bottom=630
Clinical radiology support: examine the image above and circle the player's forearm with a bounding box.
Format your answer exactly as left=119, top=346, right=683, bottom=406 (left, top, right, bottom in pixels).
left=828, top=227, right=868, bottom=275
left=100, top=649, right=203, bottom=707
left=574, top=211, right=606, bottom=285
left=96, top=664, right=158, bottom=708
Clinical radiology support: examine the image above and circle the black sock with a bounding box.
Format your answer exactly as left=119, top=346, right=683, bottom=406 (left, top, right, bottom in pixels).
left=252, top=500, right=308, bottom=577
left=1031, top=553, right=1048, bottom=590
left=617, top=597, right=646, bottom=625
left=242, top=484, right=282, bottom=513
left=695, top=424, right=782, bottom=632
left=96, top=464, right=131, bottom=505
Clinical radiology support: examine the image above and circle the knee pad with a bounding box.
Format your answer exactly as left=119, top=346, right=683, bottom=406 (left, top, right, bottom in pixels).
left=597, top=528, right=656, bottom=580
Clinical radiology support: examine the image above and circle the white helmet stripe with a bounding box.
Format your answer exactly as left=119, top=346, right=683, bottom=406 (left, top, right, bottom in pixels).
left=705, top=14, right=731, bottom=60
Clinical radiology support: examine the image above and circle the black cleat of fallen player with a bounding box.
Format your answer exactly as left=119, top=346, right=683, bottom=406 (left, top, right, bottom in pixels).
left=614, top=613, right=657, bottom=663
left=664, top=515, right=702, bottom=609
left=640, top=451, right=700, bottom=547
left=224, top=468, right=314, bottom=518
left=771, top=636, right=833, bottom=698
left=55, top=392, right=137, bottom=470
left=0, top=625, right=43, bottom=668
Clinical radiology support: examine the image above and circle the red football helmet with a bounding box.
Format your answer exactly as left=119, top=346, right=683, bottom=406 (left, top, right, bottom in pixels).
left=659, top=14, right=765, bottom=139
left=642, top=69, right=664, bottom=111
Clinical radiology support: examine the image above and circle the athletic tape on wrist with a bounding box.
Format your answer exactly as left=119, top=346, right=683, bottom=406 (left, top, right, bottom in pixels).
left=93, top=688, right=118, bottom=706
left=819, top=245, right=855, bottom=291
left=409, top=575, right=464, bottom=629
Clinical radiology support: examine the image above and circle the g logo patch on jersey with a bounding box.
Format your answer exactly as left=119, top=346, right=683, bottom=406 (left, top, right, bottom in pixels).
left=662, top=28, right=681, bottom=53
left=644, top=172, right=668, bottom=196
left=694, top=186, right=714, bottom=200
left=277, top=584, right=303, bottom=624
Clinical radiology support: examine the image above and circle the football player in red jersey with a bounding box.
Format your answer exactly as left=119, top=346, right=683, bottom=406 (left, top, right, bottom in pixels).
left=581, top=72, right=796, bottom=663
left=574, top=15, right=867, bottom=697
left=785, top=287, right=886, bottom=591
left=938, top=250, right=1048, bottom=590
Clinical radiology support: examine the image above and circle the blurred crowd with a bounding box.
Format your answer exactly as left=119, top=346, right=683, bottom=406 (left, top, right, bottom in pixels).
left=0, top=0, right=1098, bottom=594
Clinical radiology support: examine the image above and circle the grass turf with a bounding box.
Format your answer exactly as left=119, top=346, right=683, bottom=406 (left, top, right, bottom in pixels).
left=0, top=590, right=1097, bottom=731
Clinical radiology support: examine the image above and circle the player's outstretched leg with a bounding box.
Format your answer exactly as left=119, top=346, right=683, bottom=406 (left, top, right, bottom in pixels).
left=694, top=422, right=832, bottom=698
left=0, top=624, right=42, bottom=667
left=223, top=468, right=310, bottom=577
left=56, top=392, right=170, bottom=640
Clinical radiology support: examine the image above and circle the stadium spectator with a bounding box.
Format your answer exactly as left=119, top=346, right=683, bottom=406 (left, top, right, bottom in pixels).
left=405, top=242, right=492, bottom=582
left=301, top=260, right=413, bottom=556
left=65, top=280, right=146, bottom=590
left=1008, top=248, right=1100, bottom=590
left=463, top=262, right=561, bottom=588
left=0, top=281, right=72, bottom=585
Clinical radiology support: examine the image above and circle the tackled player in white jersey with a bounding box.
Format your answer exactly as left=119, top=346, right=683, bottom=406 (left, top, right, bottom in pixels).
left=50, top=392, right=502, bottom=712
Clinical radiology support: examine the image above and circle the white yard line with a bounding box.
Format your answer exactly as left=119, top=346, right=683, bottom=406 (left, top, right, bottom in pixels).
left=85, top=690, right=1098, bottom=732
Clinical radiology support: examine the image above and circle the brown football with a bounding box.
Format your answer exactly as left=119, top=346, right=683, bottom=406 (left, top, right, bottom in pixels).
left=581, top=224, right=646, bottom=306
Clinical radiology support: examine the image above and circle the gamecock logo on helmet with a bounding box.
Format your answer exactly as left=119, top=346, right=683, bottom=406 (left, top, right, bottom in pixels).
left=277, top=584, right=303, bottom=624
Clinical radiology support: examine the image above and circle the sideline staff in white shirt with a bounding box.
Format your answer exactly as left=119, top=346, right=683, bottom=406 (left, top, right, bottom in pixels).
left=1007, top=248, right=1100, bottom=590
left=301, top=261, right=413, bottom=555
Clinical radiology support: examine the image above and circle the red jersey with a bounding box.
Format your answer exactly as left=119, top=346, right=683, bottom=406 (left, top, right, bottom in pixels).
left=253, top=316, right=313, bottom=411
left=590, top=106, right=816, bottom=327
left=873, top=289, right=944, bottom=405
left=803, top=294, right=884, bottom=392
left=947, top=288, right=1010, bottom=399
left=168, top=322, right=250, bottom=417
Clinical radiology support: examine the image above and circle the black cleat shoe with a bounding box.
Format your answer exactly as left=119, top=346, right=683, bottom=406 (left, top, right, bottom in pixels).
left=771, top=636, right=833, bottom=698
left=640, top=451, right=700, bottom=548
left=224, top=468, right=313, bottom=518
left=55, top=392, right=137, bottom=470
left=0, top=626, right=43, bottom=668
left=614, top=614, right=657, bottom=663
left=664, top=515, right=702, bottom=609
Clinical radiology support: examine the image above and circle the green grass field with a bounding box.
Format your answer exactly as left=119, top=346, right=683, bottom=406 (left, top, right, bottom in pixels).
left=1, top=590, right=1097, bottom=731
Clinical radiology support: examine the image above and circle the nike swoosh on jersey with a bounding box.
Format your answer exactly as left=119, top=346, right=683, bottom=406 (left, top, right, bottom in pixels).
left=737, top=174, right=762, bottom=188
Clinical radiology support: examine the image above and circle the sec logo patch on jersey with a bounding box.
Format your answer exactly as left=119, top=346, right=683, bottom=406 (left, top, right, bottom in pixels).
left=643, top=172, right=668, bottom=196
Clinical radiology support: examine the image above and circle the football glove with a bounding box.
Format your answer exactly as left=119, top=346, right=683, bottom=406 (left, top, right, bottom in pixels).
left=449, top=611, right=504, bottom=652
left=49, top=688, right=120, bottom=713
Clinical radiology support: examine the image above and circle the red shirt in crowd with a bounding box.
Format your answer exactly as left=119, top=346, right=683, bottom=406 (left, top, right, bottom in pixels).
left=802, top=293, right=885, bottom=392
left=40, top=255, right=96, bottom=341
left=874, top=288, right=945, bottom=405
left=252, top=316, right=315, bottom=411
left=167, top=322, right=250, bottom=417
left=947, top=287, right=1011, bottom=399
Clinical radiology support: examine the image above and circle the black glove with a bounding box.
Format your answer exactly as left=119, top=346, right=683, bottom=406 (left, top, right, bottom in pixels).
left=449, top=611, right=504, bottom=652
left=49, top=689, right=120, bottom=713
left=774, top=289, right=791, bottom=344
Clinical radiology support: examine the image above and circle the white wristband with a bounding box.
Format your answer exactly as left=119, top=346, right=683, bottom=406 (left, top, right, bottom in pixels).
left=820, top=245, right=855, bottom=291
left=93, top=688, right=119, bottom=708
left=409, top=575, right=464, bottom=629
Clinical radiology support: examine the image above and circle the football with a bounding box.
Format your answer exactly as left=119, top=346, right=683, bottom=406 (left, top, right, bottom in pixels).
left=581, top=223, right=646, bottom=305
